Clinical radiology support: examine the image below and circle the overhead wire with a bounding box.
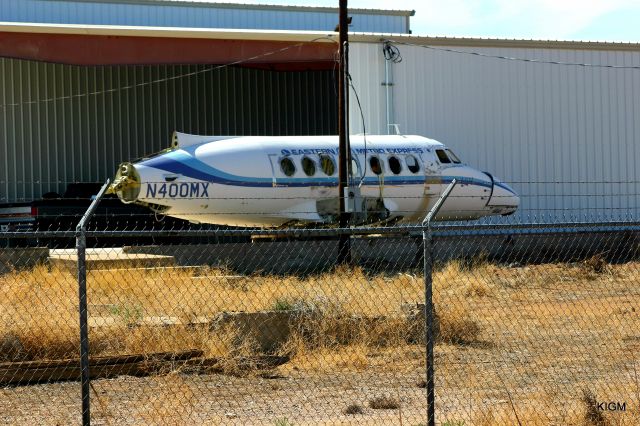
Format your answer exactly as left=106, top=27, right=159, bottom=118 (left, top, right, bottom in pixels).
left=384, top=39, right=640, bottom=70
left=3, top=35, right=637, bottom=110
left=0, top=36, right=338, bottom=110
left=346, top=69, right=368, bottom=187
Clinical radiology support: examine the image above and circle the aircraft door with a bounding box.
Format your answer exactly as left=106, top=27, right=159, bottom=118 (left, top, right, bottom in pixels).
left=423, top=149, right=440, bottom=175
left=423, top=150, right=442, bottom=198
left=268, top=153, right=298, bottom=187
left=267, top=154, right=278, bottom=187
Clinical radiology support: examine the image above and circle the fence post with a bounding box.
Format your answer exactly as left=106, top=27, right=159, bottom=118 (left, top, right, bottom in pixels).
left=422, top=179, right=457, bottom=426
left=76, top=180, right=110, bottom=426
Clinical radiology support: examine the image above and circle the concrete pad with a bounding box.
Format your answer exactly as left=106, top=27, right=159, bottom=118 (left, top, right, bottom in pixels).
left=88, top=316, right=119, bottom=328
left=140, top=316, right=181, bottom=327
left=50, top=247, right=175, bottom=272
left=88, top=313, right=192, bottom=328
left=211, top=311, right=296, bottom=353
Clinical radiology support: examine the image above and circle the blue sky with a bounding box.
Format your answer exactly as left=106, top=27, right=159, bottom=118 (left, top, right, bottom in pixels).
left=207, top=0, right=640, bottom=42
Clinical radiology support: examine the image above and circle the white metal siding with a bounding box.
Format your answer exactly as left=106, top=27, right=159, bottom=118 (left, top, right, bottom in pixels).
left=0, top=59, right=337, bottom=203
left=1, top=0, right=408, bottom=33
left=349, top=42, right=640, bottom=222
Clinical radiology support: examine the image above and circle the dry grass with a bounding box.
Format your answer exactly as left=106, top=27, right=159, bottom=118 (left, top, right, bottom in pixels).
left=3, top=254, right=640, bottom=424
left=0, top=256, right=620, bottom=364
left=0, top=263, right=456, bottom=364
left=0, top=256, right=637, bottom=377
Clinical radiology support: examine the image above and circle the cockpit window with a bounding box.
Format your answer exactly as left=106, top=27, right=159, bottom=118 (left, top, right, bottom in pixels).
left=435, top=149, right=451, bottom=164
left=388, top=156, right=402, bottom=175
left=446, top=149, right=461, bottom=164
left=406, top=155, right=420, bottom=173
left=301, top=156, right=316, bottom=176
left=280, top=157, right=296, bottom=176
left=319, top=154, right=336, bottom=176
left=369, top=156, right=383, bottom=175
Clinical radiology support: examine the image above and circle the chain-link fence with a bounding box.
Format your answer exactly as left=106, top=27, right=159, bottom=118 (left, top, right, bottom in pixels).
left=2, top=216, right=640, bottom=425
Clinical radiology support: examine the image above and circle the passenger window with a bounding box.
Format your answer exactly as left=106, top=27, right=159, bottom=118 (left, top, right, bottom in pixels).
left=319, top=154, right=336, bottom=176
left=388, top=156, right=402, bottom=175
left=301, top=156, right=316, bottom=176
left=280, top=157, right=296, bottom=176
left=369, top=156, right=383, bottom=175
left=447, top=149, right=461, bottom=164
left=406, top=155, right=420, bottom=173
left=435, top=149, right=451, bottom=164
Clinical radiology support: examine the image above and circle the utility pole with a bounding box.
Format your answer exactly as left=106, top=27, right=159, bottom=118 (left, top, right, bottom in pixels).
left=337, top=0, right=351, bottom=264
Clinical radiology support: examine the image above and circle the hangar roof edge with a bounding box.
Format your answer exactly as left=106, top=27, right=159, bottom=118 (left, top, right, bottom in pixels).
left=353, top=32, right=640, bottom=51
left=33, top=0, right=416, bottom=17
left=0, top=22, right=339, bottom=42
left=1, top=22, right=639, bottom=51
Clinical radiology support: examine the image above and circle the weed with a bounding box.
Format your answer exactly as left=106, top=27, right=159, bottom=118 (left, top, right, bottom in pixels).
left=583, top=254, right=611, bottom=276
left=109, top=302, right=143, bottom=326
left=270, top=297, right=315, bottom=312
left=457, top=251, right=489, bottom=271
left=271, top=298, right=296, bottom=311
left=343, top=404, right=364, bottom=415
left=368, top=395, right=400, bottom=410
left=582, top=388, right=608, bottom=426
left=464, top=279, right=492, bottom=297
left=436, top=304, right=481, bottom=345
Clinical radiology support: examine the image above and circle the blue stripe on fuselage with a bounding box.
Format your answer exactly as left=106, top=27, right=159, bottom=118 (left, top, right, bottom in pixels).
left=139, top=152, right=516, bottom=195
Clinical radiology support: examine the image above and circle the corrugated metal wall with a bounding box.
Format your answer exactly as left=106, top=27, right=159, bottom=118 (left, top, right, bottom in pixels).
left=1, top=0, right=409, bottom=33
left=349, top=42, right=640, bottom=222
left=0, top=59, right=337, bottom=202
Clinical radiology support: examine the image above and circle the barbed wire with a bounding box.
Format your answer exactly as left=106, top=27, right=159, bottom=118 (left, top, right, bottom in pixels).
left=2, top=194, right=640, bottom=205
left=2, top=179, right=640, bottom=185
left=2, top=205, right=638, bottom=215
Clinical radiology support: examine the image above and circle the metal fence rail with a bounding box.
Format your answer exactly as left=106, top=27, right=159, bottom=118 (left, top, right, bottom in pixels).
left=1, top=216, right=639, bottom=424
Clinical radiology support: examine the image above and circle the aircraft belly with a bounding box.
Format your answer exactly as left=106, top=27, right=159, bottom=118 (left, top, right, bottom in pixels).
left=159, top=184, right=321, bottom=226
left=352, top=182, right=421, bottom=224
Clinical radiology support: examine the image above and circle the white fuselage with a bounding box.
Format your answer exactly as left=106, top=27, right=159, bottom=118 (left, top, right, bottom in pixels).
left=111, top=134, right=519, bottom=227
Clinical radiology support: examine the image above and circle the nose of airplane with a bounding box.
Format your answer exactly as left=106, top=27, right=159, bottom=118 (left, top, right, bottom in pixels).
left=109, top=162, right=141, bottom=203
left=487, top=177, right=519, bottom=216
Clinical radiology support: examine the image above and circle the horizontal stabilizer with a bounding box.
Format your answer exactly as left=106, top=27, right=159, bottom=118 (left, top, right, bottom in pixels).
left=171, top=132, right=237, bottom=149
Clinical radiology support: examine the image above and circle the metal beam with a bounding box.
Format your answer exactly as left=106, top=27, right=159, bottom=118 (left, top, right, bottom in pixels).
left=337, top=0, right=351, bottom=264
left=422, top=179, right=457, bottom=426
left=76, top=179, right=110, bottom=426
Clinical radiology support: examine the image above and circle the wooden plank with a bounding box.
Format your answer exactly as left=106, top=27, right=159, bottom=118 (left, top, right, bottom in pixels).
left=0, top=349, right=203, bottom=370
left=0, top=352, right=287, bottom=386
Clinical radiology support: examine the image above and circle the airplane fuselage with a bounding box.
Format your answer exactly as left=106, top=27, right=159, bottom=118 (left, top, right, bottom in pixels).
left=110, top=133, right=519, bottom=227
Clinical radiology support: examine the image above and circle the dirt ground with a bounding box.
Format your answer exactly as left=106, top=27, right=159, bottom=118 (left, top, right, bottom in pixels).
left=0, top=370, right=429, bottom=425
left=2, top=259, right=640, bottom=425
